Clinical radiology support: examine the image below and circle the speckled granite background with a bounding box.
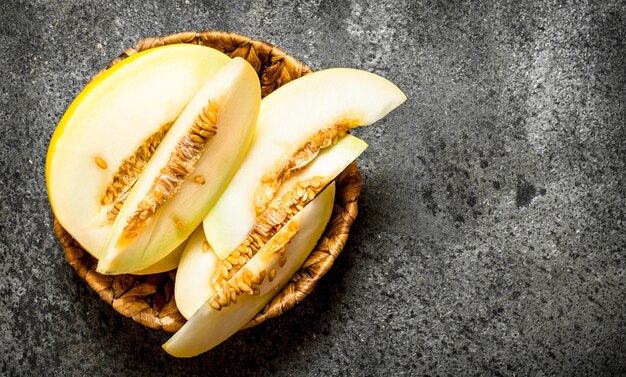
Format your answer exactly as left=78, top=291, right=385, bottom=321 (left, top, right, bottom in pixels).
left=1, top=0, right=625, bottom=375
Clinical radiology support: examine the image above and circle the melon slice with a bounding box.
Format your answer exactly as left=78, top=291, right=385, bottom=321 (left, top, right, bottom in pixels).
left=175, top=134, right=366, bottom=319
left=96, top=57, right=260, bottom=274
left=203, top=68, right=406, bottom=258
left=46, top=44, right=231, bottom=268
left=174, top=226, right=220, bottom=319
left=164, top=183, right=336, bottom=357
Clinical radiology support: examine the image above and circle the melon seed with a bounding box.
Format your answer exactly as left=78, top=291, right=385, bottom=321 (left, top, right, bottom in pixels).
left=176, top=220, right=185, bottom=232
left=94, top=156, right=108, bottom=169
left=207, top=268, right=270, bottom=311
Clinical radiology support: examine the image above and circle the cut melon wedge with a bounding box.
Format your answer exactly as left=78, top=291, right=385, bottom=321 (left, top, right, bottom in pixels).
left=164, top=183, right=336, bottom=357
left=96, top=57, right=260, bottom=274
left=203, top=68, right=406, bottom=258
left=174, top=227, right=220, bottom=319
left=216, top=135, right=367, bottom=260
left=46, top=44, right=231, bottom=264
left=175, top=135, right=365, bottom=317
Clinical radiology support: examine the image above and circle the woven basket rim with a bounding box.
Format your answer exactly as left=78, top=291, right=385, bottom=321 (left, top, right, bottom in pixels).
left=53, top=30, right=363, bottom=333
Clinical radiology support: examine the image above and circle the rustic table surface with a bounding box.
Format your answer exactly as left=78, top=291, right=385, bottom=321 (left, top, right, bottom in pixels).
left=1, top=1, right=625, bottom=375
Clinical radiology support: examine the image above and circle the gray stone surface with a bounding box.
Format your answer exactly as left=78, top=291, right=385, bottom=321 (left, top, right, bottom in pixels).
left=1, top=0, right=625, bottom=375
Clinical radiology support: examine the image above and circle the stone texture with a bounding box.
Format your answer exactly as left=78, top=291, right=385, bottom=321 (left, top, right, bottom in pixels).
left=1, top=0, right=625, bottom=375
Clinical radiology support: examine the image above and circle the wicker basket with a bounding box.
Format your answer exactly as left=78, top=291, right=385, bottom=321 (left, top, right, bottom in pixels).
left=53, top=31, right=363, bottom=333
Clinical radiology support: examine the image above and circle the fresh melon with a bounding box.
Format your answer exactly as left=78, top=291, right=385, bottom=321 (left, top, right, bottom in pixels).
left=203, top=68, right=406, bottom=258
left=164, top=184, right=336, bottom=357
left=97, top=57, right=260, bottom=274
left=175, top=134, right=367, bottom=319
left=47, top=44, right=231, bottom=273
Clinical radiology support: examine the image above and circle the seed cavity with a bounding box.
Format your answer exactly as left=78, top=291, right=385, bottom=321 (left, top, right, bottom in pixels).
left=102, top=121, right=174, bottom=222
left=122, top=100, right=220, bottom=239
left=209, top=214, right=300, bottom=304
left=206, top=121, right=355, bottom=308
left=207, top=264, right=275, bottom=311
left=95, top=156, right=108, bottom=169
left=209, top=177, right=324, bottom=294
left=253, top=121, right=355, bottom=215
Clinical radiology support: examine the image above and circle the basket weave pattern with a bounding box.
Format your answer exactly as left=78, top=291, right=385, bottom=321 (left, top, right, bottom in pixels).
left=53, top=31, right=363, bottom=333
